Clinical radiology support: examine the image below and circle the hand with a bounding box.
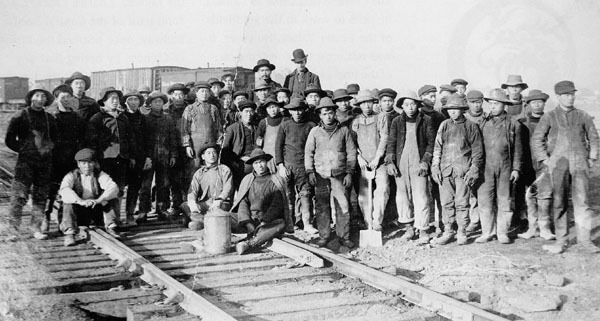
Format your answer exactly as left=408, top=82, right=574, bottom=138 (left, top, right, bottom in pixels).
left=308, top=172, right=317, bottom=186
left=78, top=199, right=96, bottom=208
left=211, top=199, right=222, bottom=209
left=588, top=159, right=595, bottom=169
left=186, top=147, right=195, bottom=159
left=129, top=159, right=136, bottom=168
left=431, top=166, right=442, bottom=185
left=256, top=137, right=263, bottom=147
left=417, top=162, right=429, bottom=177
left=464, top=169, right=479, bottom=186
left=510, top=170, right=520, bottom=184
left=245, top=222, right=256, bottom=235
left=278, top=164, right=289, bottom=180
left=169, top=157, right=176, bottom=167
left=386, top=163, right=399, bottom=177
left=357, top=156, right=368, bottom=171
left=143, top=158, right=152, bottom=171
left=368, top=156, right=381, bottom=171
left=343, top=173, right=353, bottom=188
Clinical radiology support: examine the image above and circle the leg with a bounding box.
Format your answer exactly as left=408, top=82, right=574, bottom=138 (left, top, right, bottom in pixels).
left=248, top=219, right=286, bottom=248
left=138, top=167, right=155, bottom=214
left=292, top=166, right=317, bottom=234
left=466, top=181, right=480, bottom=232
left=496, top=164, right=513, bottom=243
left=372, top=166, right=390, bottom=230
left=411, top=172, right=431, bottom=244
left=395, top=175, right=414, bottom=225
left=477, top=166, right=497, bottom=242
left=536, top=171, right=555, bottom=240
left=314, top=173, right=332, bottom=243
left=125, top=162, right=144, bottom=218
left=571, top=168, right=598, bottom=252
left=356, top=170, right=371, bottom=228
left=331, top=175, right=351, bottom=242
left=7, top=161, right=34, bottom=230
left=30, top=162, right=52, bottom=236
left=60, top=203, right=83, bottom=235
left=454, top=176, right=471, bottom=244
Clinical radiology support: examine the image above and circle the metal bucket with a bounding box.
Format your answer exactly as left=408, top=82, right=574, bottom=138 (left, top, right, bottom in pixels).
left=203, top=207, right=231, bottom=255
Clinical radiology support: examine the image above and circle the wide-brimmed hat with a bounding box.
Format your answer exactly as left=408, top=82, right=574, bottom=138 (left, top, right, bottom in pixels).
left=138, top=85, right=151, bottom=93
left=184, top=81, right=195, bottom=88
left=145, top=91, right=168, bottom=105
left=245, top=148, right=273, bottom=165
left=291, top=48, right=308, bottom=62
left=238, top=101, right=257, bottom=111
left=167, top=83, right=190, bottom=95
left=52, top=84, right=73, bottom=97
left=466, top=90, right=484, bottom=101
left=263, top=97, right=283, bottom=109
left=97, top=87, right=123, bottom=106
left=346, top=83, right=360, bottom=95
left=65, top=72, right=91, bottom=90
left=221, top=72, right=235, bottom=80
left=197, top=142, right=220, bottom=157
left=314, top=97, right=338, bottom=111
left=232, top=90, right=249, bottom=100
left=122, top=90, right=145, bottom=106
left=417, top=85, right=437, bottom=97
left=501, top=75, right=528, bottom=89
left=324, top=90, right=333, bottom=98
left=253, top=80, right=270, bottom=91
left=218, top=89, right=232, bottom=98
left=194, top=81, right=211, bottom=90
left=439, top=84, right=458, bottom=94
left=378, top=88, right=397, bottom=100
left=25, top=86, right=54, bottom=107
left=304, top=84, right=326, bottom=97
left=253, top=59, right=276, bottom=72
left=484, top=88, right=511, bottom=104
left=524, top=89, right=550, bottom=103
left=554, top=80, right=577, bottom=95
left=208, top=78, right=225, bottom=88
left=273, top=87, right=291, bottom=96
left=74, top=148, right=97, bottom=162
left=355, top=90, right=376, bottom=105
left=443, top=93, right=469, bottom=110
left=450, top=78, right=468, bottom=86
left=395, top=90, right=422, bottom=108
left=332, top=89, right=352, bottom=102
left=284, top=97, right=308, bottom=110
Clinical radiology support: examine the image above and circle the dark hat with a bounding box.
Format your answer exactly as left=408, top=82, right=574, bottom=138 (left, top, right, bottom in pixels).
left=253, top=59, right=276, bottom=72
left=197, top=143, right=220, bottom=157
left=74, top=148, right=97, bottom=162
left=554, top=80, right=577, bottom=95
left=291, top=48, right=308, bottom=62
left=253, top=80, right=270, bottom=91
left=25, top=86, right=54, bottom=107
left=501, top=74, right=528, bottom=89
left=167, top=83, right=190, bottom=95
left=450, top=78, right=468, bottom=86
left=304, top=84, right=325, bottom=97
left=97, top=87, right=123, bottom=106
left=263, top=97, right=283, bottom=109
left=207, top=78, right=225, bottom=88
left=138, top=85, right=151, bottom=93
left=484, top=88, right=510, bottom=104
left=332, top=89, right=352, bottom=102
left=238, top=101, right=257, bottom=111
left=65, top=72, right=91, bottom=91
left=418, top=85, right=437, bottom=97
left=273, top=87, right=291, bottom=96
left=443, top=93, right=469, bottom=109
left=466, top=90, right=484, bottom=101
left=355, top=90, right=376, bottom=105
left=524, top=89, right=549, bottom=103
left=52, top=84, right=73, bottom=97
left=221, top=72, right=235, bottom=80
left=315, top=97, right=338, bottom=111
left=284, top=97, right=308, bottom=110
left=194, top=81, right=211, bottom=90
left=232, top=90, right=249, bottom=100
left=395, top=90, right=422, bottom=108
left=145, top=91, right=168, bottom=105
left=184, top=81, right=196, bottom=88
left=122, top=90, right=145, bottom=106
left=439, top=84, right=458, bottom=94
left=245, top=148, right=272, bottom=165
left=346, top=83, right=360, bottom=95
left=324, top=90, right=333, bottom=98
left=218, top=89, right=232, bottom=98
left=378, top=88, right=397, bottom=100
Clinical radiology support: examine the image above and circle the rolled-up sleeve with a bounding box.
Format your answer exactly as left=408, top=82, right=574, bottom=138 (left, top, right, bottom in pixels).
left=59, top=172, right=80, bottom=204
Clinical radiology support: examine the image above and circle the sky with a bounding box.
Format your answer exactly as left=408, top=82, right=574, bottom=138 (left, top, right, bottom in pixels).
left=1, top=0, right=600, bottom=95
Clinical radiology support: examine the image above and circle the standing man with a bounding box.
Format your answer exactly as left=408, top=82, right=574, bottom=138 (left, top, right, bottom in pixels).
left=532, top=81, right=600, bottom=254
left=164, top=83, right=188, bottom=216
left=332, top=89, right=355, bottom=127
left=65, top=71, right=100, bottom=121
left=138, top=85, right=152, bottom=115
left=222, top=72, right=236, bottom=92
left=246, top=59, right=282, bottom=103
left=222, top=101, right=258, bottom=188
left=501, top=74, right=529, bottom=120
left=464, top=89, right=486, bottom=233
left=256, top=98, right=285, bottom=173
left=283, top=49, right=321, bottom=98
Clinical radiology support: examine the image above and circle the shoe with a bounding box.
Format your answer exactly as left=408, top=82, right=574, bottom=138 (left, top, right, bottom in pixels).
left=106, top=225, right=121, bottom=239
left=465, top=222, right=479, bottom=233
left=125, top=215, right=137, bottom=227
left=456, top=230, right=467, bottom=245
left=303, top=224, right=319, bottom=234
left=539, top=228, right=556, bottom=241
left=315, top=237, right=331, bottom=248
left=475, top=235, right=493, bottom=243
left=543, top=242, right=567, bottom=254
left=75, top=228, right=89, bottom=242
left=497, top=234, right=511, bottom=244
left=135, top=212, right=148, bottom=224
left=372, top=223, right=382, bottom=232
left=40, top=218, right=50, bottom=234
left=188, top=221, right=204, bottom=231
left=432, top=231, right=455, bottom=245
left=399, top=226, right=415, bottom=242
left=157, top=212, right=168, bottom=221
left=341, top=239, right=355, bottom=249
left=517, top=229, right=536, bottom=240
left=64, top=234, right=76, bottom=247
left=236, top=241, right=250, bottom=255
left=434, top=227, right=443, bottom=237
left=415, top=231, right=430, bottom=245
left=33, top=232, right=49, bottom=240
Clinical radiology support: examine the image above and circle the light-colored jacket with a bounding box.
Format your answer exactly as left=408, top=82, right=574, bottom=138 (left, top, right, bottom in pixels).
left=305, top=123, right=357, bottom=178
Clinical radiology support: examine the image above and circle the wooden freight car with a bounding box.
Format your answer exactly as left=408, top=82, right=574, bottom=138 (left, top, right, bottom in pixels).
left=0, top=77, right=28, bottom=112
left=89, top=66, right=189, bottom=99
left=160, top=67, right=254, bottom=93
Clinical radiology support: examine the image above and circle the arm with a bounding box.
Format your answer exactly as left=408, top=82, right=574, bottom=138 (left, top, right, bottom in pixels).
left=187, top=171, right=202, bottom=213
left=180, top=107, right=192, bottom=148
left=304, top=129, right=316, bottom=173
left=531, top=113, right=551, bottom=162
left=4, top=112, right=23, bottom=153
left=237, top=196, right=252, bottom=227
left=274, top=124, right=286, bottom=165
left=385, top=117, right=398, bottom=164
left=375, top=113, right=389, bottom=160
left=256, top=119, right=266, bottom=147
left=218, top=166, right=234, bottom=201
left=168, top=117, right=179, bottom=159
left=511, top=120, right=523, bottom=173
left=313, top=74, right=321, bottom=89
left=432, top=122, right=445, bottom=168
left=283, top=74, right=290, bottom=89
left=468, top=123, right=484, bottom=172
left=96, top=172, right=119, bottom=204
left=58, top=172, right=81, bottom=204
left=585, top=114, right=600, bottom=161
left=344, top=128, right=358, bottom=174
left=421, top=117, right=435, bottom=165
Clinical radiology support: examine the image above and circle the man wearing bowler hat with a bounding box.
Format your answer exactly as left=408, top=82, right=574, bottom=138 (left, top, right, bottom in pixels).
left=65, top=71, right=100, bottom=121
left=246, top=58, right=282, bottom=103
left=532, top=81, right=600, bottom=254
left=283, top=49, right=322, bottom=98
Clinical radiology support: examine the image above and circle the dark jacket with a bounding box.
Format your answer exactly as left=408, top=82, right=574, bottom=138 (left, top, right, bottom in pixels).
left=246, top=79, right=282, bottom=103
left=480, top=112, right=523, bottom=172
left=420, top=105, right=446, bottom=132
left=222, top=121, right=257, bottom=164
left=143, top=112, right=179, bottom=164
left=385, top=111, right=435, bottom=168
left=432, top=117, right=484, bottom=177
left=76, top=94, right=101, bottom=121
left=125, top=110, right=146, bottom=161
left=52, top=110, right=87, bottom=168
left=88, top=111, right=136, bottom=160
left=283, top=68, right=321, bottom=98
left=5, top=107, right=57, bottom=161
left=275, top=118, right=316, bottom=167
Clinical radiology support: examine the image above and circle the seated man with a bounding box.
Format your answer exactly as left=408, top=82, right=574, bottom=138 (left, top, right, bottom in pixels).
left=181, top=143, right=234, bottom=230
left=233, top=149, right=293, bottom=255
left=59, top=148, right=120, bottom=246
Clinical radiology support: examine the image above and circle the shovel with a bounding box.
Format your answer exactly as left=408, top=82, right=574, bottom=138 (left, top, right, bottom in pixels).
left=359, top=168, right=383, bottom=247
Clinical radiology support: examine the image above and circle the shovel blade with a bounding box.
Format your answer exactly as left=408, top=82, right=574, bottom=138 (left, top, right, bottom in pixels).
left=359, top=229, right=383, bottom=248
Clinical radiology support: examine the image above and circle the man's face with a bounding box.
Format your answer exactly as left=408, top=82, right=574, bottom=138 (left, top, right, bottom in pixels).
left=455, top=84, right=466, bottom=95
left=257, top=66, right=272, bottom=80
left=221, top=94, right=232, bottom=109
left=170, top=90, right=185, bottom=103
left=421, top=92, right=436, bottom=105
left=379, top=96, right=394, bottom=112
left=467, top=99, right=483, bottom=114
left=319, top=108, right=336, bottom=125
left=234, top=95, right=247, bottom=106
left=240, top=108, right=254, bottom=125
left=506, top=86, right=523, bottom=100
left=277, top=92, right=290, bottom=104
left=266, top=104, right=279, bottom=118
left=557, top=92, right=575, bottom=108
left=335, top=99, right=351, bottom=111
left=295, top=59, right=307, bottom=71
left=150, top=98, right=164, bottom=113
left=103, top=93, right=120, bottom=112
left=201, top=147, right=219, bottom=165
left=290, top=108, right=304, bottom=122
left=488, top=100, right=505, bottom=116
left=447, top=108, right=464, bottom=120
left=529, top=99, right=546, bottom=115
left=253, top=159, right=269, bottom=175
left=126, top=96, right=140, bottom=112
left=223, top=76, right=235, bottom=90
left=71, top=79, right=86, bottom=96
left=196, top=88, right=210, bottom=102
left=402, top=99, right=419, bottom=117
left=359, top=101, right=373, bottom=116
left=31, top=91, right=47, bottom=108
left=210, top=84, right=222, bottom=97
left=306, top=93, right=321, bottom=106
left=256, top=89, right=268, bottom=102
left=78, top=160, right=95, bottom=176
left=57, top=92, right=77, bottom=112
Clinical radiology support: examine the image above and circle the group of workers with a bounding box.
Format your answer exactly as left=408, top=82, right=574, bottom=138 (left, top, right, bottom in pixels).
left=3, top=48, right=599, bottom=256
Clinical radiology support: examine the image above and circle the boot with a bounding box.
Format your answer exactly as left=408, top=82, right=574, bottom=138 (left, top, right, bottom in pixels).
left=64, top=234, right=76, bottom=247
left=125, top=213, right=137, bottom=227
left=517, top=228, right=537, bottom=239
left=475, top=234, right=493, bottom=243
left=577, top=226, right=600, bottom=254
left=303, top=219, right=318, bottom=234
left=432, top=228, right=455, bottom=245
left=136, top=212, right=148, bottom=224
left=415, top=230, right=430, bottom=245
left=465, top=222, right=479, bottom=233
left=236, top=241, right=250, bottom=255
left=456, top=229, right=467, bottom=245
left=538, top=200, right=555, bottom=240
left=543, top=241, right=567, bottom=254
left=399, top=226, right=415, bottom=242
left=497, top=233, right=511, bottom=244
left=539, top=227, right=556, bottom=240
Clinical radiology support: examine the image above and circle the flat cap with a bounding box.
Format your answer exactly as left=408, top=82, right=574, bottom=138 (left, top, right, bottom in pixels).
left=378, top=88, right=397, bottom=100
left=439, top=84, right=458, bottom=94
left=554, top=80, right=577, bottom=95
left=443, top=93, right=468, bottom=109
left=450, top=78, right=468, bottom=86
left=346, top=84, right=360, bottom=95
left=75, top=148, right=97, bottom=161
left=167, top=83, right=190, bottom=95
left=238, top=101, right=257, bottom=111
left=418, top=85, right=437, bottom=97
left=466, top=90, right=484, bottom=101
left=193, top=81, right=211, bottom=90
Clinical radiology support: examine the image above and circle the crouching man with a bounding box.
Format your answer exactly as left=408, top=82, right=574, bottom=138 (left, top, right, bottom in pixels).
left=234, top=149, right=293, bottom=255
left=59, top=148, right=120, bottom=246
